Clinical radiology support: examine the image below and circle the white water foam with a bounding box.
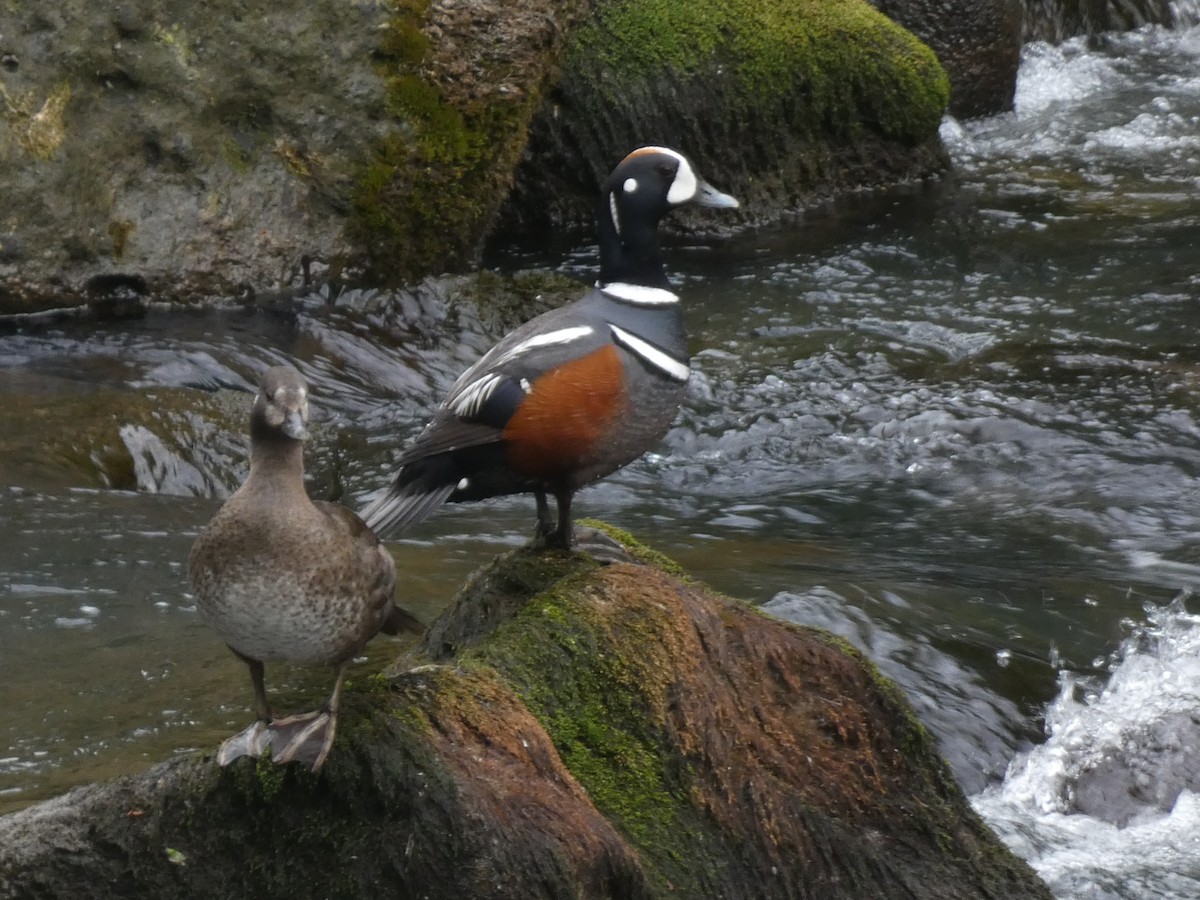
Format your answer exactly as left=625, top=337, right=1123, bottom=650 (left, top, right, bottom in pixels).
left=1013, top=38, right=1124, bottom=117
left=974, top=597, right=1200, bottom=898
left=1173, top=0, right=1200, bottom=29
left=941, top=20, right=1200, bottom=173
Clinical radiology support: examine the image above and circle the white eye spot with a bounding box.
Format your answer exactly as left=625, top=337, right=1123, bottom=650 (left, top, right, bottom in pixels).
left=623, top=177, right=638, bottom=193
left=457, top=477, right=470, bottom=491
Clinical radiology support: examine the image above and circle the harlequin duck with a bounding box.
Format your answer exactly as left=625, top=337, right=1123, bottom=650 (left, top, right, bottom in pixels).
left=361, top=146, right=738, bottom=549
left=189, top=365, right=422, bottom=771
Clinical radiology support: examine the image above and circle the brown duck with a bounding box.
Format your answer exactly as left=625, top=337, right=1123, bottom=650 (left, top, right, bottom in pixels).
left=189, top=365, right=421, bottom=771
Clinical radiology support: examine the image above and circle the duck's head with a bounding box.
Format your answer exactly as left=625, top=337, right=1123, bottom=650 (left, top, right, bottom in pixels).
left=251, top=365, right=310, bottom=444
left=598, top=146, right=738, bottom=287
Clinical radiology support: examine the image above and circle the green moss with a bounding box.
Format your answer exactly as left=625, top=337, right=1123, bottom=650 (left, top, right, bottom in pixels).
left=349, top=1, right=546, bottom=284
left=567, top=0, right=949, bottom=145
left=252, top=754, right=288, bottom=801
left=107, top=219, right=135, bottom=258
left=463, top=567, right=714, bottom=892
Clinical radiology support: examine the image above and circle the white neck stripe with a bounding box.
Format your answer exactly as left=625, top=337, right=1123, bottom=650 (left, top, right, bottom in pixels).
left=609, top=325, right=690, bottom=382
left=600, top=283, right=679, bottom=306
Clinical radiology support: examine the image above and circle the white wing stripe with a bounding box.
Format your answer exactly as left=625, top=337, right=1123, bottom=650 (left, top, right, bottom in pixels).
left=494, top=325, right=595, bottom=368
left=452, top=373, right=502, bottom=417
left=448, top=325, right=596, bottom=410
left=609, top=325, right=690, bottom=382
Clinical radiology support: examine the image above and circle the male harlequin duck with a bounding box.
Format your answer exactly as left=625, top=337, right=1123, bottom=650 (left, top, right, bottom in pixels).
left=189, top=365, right=422, bottom=772
left=361, top=146, right=738, bottom=549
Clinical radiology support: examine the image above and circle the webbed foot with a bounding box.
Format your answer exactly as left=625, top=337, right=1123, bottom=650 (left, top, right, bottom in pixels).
left=571, top=526, right=636, bottom=564
left=215, top=710, right=337, bottom=772
left=266, top=710, right=336, bottom=771
left=216, top=720, right=272, bottom=766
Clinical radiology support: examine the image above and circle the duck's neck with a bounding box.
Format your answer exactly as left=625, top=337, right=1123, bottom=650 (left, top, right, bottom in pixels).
left=247, top=434, right=307, bottom=498
left=596, top=194, right=670, bottom=289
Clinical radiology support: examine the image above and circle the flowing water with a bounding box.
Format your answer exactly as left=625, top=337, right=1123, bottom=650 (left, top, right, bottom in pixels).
left=3, top=19, right=1200, bottom=899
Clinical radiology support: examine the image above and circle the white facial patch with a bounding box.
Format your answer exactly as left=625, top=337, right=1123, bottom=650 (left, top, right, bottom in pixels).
left=634, top=147, right=697, bottom=205
left=609, top=325, right=690, bottom=382
left=457, top=477, right=470, bottom=491
left=623, top=177, right=638, bottom=193
left=666, top=156, right=697, bottom=205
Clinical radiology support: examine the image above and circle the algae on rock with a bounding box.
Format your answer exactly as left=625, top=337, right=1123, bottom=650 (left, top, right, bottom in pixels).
left=502, top=0, right=952, bottom=234
left=0, top=530, right=1053, bottom=899
left=348, top=0, right=593, bottom=284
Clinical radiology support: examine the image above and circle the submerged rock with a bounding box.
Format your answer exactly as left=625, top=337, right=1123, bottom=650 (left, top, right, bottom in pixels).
left=0, top=530, right=1052, bottom=899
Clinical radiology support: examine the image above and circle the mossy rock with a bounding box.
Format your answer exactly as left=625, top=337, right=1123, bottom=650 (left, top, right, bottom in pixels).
left=347, top=0, right=593, bottom=284
left=500, top=0, right=952, bottom=235
left=0, top=532, right=1052, bottom=899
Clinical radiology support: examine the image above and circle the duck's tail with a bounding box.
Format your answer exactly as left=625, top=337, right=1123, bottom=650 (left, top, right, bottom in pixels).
left=360, top=477, right=456, bottom=538
left=381, top=603, right=426, bottom=636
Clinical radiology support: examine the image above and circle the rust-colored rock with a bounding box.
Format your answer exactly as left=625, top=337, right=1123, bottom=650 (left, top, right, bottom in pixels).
left=0, top=532, right=1051, bottom=899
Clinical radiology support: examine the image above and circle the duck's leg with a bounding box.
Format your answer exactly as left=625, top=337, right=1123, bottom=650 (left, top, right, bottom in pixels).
left=534, top=489, right=554, bottom=539
left=553, top=489, right=637, bottom=564
left=215, top=658, right=274, bottom=766
left=268, top=660, right=348, bottom=772
left=545, top=487, right=574, bottom=549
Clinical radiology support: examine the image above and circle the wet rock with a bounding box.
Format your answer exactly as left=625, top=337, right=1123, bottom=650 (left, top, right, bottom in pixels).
left=0, top=1, right=392, bottom=313
left=0, top=532, right=1053, bottom=899
left=854, top=0, right=1178, bottom=118
left=498, top=0, right=951, bottom=238
left=0, top=0, right=960, bottom=312
left=1072, top=712, right=1200, bottom=827
left=347, top=0, right=594, bottom=284
left=1020, top=0, right=1175, bottom=43
left=0, top=0, right=590, bottom=313
left=870, top=0, right=1023, bottom=119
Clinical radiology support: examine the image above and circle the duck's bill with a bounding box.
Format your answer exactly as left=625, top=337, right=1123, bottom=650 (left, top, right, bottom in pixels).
left=694, top=180, right=739, bottom=209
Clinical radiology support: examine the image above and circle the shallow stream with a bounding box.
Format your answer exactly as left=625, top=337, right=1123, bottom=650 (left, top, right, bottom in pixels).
left=4, top=19, right=1200, bottom=899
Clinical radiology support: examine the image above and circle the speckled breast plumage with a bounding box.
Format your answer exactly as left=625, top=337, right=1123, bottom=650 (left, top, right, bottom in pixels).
left=189, top=492, right=395, bottom=667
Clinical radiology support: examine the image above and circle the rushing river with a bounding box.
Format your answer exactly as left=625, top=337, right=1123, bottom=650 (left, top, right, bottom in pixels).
left=3, top=19, right=1200, bottom=900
